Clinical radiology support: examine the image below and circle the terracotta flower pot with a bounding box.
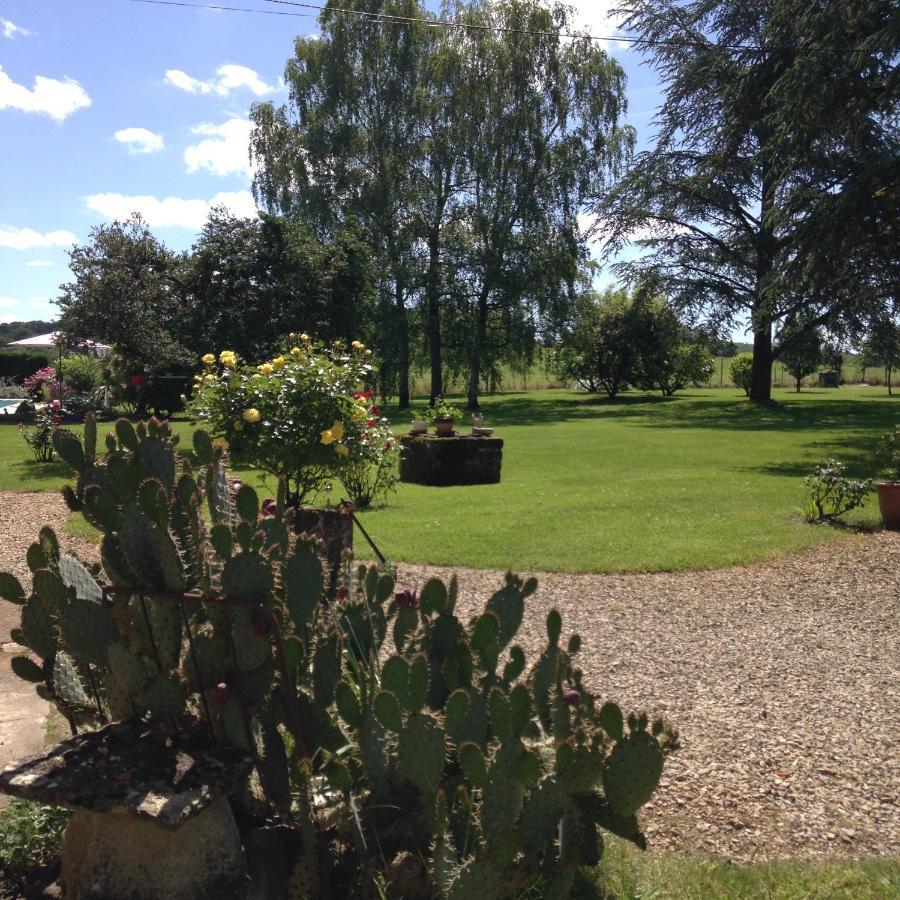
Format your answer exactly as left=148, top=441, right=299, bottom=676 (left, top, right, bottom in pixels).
left=874, top=481, right=900, bottom=530
left=433, top=418, right=455, bottom=436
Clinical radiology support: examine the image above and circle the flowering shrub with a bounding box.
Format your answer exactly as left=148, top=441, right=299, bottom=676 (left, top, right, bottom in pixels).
left=338, top=391, right=399, bottom=507
left=18, top=402, right=66, bottom=462
left=803, top=459, right=871, bottom=522
left=23, top=367, right=69, bottom=402
left=190, top=336, right=375, bottom=502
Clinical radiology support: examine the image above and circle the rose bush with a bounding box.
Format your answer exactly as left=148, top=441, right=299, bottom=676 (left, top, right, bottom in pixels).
left=190, top=335, right=375, bottom=503
left=337, top=390, right=399, bottom=507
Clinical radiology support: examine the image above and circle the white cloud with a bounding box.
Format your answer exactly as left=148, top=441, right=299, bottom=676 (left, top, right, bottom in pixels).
left=0, top=225, right=77, bottom=251
left=546, top=2, right=628, bottom=49
left=114, top=127, right=164, bottom=154
left=84, top=190, right=258, bottom=229
left=0, top=64, right=91, bottom=120
left=184, top=118, right=253, bottom=177
left=2, top=18, right=31, bottom=39
left=25, top=260, right=55, bottom=268
left=164, top=64, right=276, bottom=97
left=0, top=297, right=17, bottom=307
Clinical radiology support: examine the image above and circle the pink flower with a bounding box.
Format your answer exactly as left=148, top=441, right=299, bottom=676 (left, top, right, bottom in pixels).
left=261, top=498, right=277, bottom=516
left=563, top=689, right=581, bottom=706
left=335, top=585, right=350, bottom=601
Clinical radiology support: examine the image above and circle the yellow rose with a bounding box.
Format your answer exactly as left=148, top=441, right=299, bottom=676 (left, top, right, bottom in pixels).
left=335, top=444, right=349, bottom=457
left=300, top=333, right=310, bottom=342
left=351, top=340, right=364, bottom=350
left=272, top=356, right=286, bottom=370
left=233, top=420, right=243, bottom=432
left=194, top=374, right=203, bottom=382
left=257, top=363, right=273, bottom=375
left=330, top=420, right=345, bottom=441
left=290, top=347, right=302, bottom=358
left=243, top=408, right=261, bottom=423
left=320, top=428, right=334, bottom=445
left=219, top=350, right=237, bottom=367
left=201, top=353, right=216, bottom=366
left=203, top=374, right=215, bottom=382
left=365, top=349, right=373, bottom=357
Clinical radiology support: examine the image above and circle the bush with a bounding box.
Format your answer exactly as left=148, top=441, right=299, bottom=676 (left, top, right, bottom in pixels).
left=0, top=378, right=29, bottom=399
left=0, top=351, right=51, bottom=381
left=59, top=354, right=103, bottom=394
left=338, top=391, right=399, bottom=507
left=0, top=800, right=69, bottom=879
left=803, top=459, right=871, bottom=522
left=730, top=353, right=754, bottom=395
left=22, top=367, right=70, bottom=401
left=17, top=404, right=68, bottom=462
left=190, top=337, right=374, bottom=503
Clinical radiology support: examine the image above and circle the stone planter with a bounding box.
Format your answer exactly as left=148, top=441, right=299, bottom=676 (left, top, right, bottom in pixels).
left=874, top=480, right=900, bottom=530
left=433, top=417, right=455, bottom=436
left=399, top=434, right=503, bottom=486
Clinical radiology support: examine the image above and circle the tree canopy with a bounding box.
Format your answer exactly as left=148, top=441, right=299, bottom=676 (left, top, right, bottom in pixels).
left=604, top=0, right=898, bottom=403
left=251, top=0, right=633, bottom=408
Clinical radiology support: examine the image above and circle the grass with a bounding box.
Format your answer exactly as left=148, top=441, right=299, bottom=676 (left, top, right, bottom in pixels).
left=5, top=387, right=898, bottom=573
left=589, top=836, right=900, bottom=899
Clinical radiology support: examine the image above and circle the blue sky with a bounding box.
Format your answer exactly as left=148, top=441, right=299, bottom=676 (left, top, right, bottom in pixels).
left=0, top=0, right=661, bottom=325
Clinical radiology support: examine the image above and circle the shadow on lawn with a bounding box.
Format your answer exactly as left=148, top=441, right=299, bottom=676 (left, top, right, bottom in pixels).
left=460, top=390, right=900, bottom=436
left=11, top=460, right=72, bottom=488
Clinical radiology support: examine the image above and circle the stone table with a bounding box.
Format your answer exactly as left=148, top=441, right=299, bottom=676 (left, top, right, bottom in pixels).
left=399, top=433, right=504, bottom=486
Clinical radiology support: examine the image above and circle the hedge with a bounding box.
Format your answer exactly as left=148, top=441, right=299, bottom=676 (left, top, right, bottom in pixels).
left=0, top=351, right=52, bottom=381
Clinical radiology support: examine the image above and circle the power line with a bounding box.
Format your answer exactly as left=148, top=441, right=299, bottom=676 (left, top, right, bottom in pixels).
left=128, top=0, right=316, bottom=18
left=127, top=0, right=761, bottom=51
left=260, top=0, right=760, bottom=50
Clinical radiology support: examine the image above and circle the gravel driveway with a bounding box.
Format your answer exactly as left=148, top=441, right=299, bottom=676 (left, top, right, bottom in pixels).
left=1, top=491, right=897, bottom=861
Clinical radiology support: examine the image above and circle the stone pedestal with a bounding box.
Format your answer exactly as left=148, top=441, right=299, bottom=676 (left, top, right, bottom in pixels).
left=399, top=434, right=503, bottom=486
left=61, top=798, right=247, bottom=900
left=0, top=723, right=253, bottom=900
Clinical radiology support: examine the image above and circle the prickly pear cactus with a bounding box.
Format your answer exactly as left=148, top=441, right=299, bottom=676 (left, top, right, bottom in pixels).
left=0, top=412, right=679, bottom=898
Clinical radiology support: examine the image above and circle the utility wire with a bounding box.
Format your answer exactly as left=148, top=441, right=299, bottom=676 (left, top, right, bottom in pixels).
left=128, top=0, right=762, bottom=50
left=128, top=0, right=316, bottom=18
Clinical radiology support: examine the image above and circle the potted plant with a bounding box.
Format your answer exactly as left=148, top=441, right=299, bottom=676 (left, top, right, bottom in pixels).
left=425, top=397, right=463, bottom=436
left=873, top=427, right=900, bottom=529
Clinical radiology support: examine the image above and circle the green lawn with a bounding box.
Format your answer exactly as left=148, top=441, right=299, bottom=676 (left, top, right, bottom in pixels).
left=590, top=836, right=900, bottom=899
left=3, top=387, right=896, bottom=573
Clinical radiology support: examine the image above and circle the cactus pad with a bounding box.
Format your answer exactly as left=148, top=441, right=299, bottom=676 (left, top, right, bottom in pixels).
left=0, top=572, right=26, bottom=605
left=284, top=545, right=324, bottom=627
left=602, top=731, right=664, bottom=818
left=11, top=655, right=44, bottom=684
left=58, top=554, right=103, bottom=603
left=60, top=599, right=118, bottom=666
left=398, top=713, right=444, bottom=795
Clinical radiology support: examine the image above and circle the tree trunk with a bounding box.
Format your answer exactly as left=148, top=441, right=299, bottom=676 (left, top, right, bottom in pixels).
left=395, top=282, right=410, bottom=410
left=467, top=288, right=489, bottom=410
left=749, top=319, right=774, bottom=403
left=889, top=365, right=892, bottom=396
left=795, top=375, right=801, bottom=393
left=425, top=230, right=443, bottom=402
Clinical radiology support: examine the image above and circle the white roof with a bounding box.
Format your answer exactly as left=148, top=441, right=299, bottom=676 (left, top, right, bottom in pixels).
left=6, top=331, right=110, bottom=351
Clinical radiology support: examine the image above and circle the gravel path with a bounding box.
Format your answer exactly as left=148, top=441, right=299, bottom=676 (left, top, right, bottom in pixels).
left=0, top=492, right=897, bottom=861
